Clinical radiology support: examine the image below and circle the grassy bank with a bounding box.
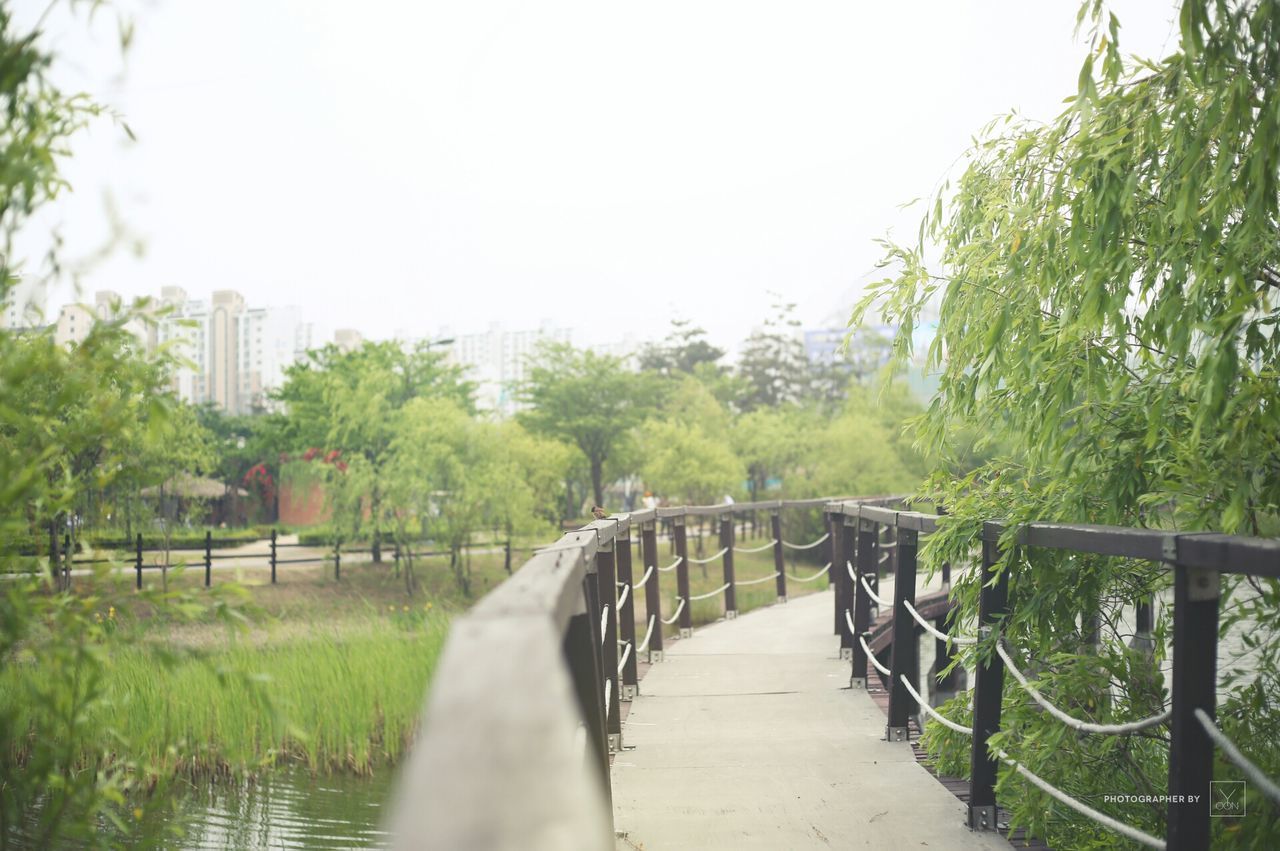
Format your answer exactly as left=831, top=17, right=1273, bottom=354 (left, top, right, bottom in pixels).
left=0, top=612, right=447, bottom=779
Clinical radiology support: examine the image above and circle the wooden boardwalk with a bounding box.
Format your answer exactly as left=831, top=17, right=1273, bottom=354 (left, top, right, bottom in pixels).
left=611, top=589, right=1011, bottom=850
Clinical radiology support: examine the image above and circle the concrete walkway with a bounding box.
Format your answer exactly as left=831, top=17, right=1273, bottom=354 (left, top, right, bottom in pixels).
left=611, top=589, right=1009, bottom=850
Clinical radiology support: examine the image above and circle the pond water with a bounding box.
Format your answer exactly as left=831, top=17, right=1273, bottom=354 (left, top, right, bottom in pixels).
left=166, top=767, right=394, bottom=850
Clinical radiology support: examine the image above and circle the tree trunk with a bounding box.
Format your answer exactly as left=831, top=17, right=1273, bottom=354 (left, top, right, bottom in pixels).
left=590, top=458, right=604, bottom=508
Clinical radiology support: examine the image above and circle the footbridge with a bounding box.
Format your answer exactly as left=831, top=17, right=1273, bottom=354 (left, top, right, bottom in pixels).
left=388, top=497, right=1280, bottom=850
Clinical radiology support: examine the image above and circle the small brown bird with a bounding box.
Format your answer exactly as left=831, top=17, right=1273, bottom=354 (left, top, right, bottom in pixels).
left=591, top=505, right=608, bottom=520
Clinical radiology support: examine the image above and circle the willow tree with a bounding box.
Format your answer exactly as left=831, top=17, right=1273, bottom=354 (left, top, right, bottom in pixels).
left=855, top=1, right=1279, bottom=846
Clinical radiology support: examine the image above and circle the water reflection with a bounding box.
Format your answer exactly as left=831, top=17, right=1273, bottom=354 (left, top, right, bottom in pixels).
left=170, top=768, right=393, bottom=850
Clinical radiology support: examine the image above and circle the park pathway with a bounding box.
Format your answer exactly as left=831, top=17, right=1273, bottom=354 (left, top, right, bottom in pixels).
left=611, top=588, right=1010, bottom=850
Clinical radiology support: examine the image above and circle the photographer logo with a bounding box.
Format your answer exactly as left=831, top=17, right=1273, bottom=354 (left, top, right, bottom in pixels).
left=1210, top=781, right=1245, bottom=818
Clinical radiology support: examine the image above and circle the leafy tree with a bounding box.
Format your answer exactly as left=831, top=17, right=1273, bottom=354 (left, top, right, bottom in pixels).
left=275, top=340, right=474, bottom=553
left=856, top=1, right=1280, bottom=845
left=730, top=406, right=809, bottom=500
left=518, top=341, right=659, bottom=507
left=635, top=418, right=745, bottom=508
left=638, top=317, right=726, bottom=376
left=735, top=295, right=811, bottom=411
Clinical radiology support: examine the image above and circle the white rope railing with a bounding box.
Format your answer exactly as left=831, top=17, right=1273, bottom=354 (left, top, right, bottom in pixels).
left=637, top=614, right=657, bottom=652
left=687, top=582, right=732, bottom=601
left=604, top=679, right=612, bottom=719
left=880, top=540, right=898, bottom=550
left=661, top=598, right=686, bottom=624
left=791, top=562, right=831, bottom=582
left=844, top=608, right=856, bottom=635
left=781, top=532, right=829, bottom=550
left=903, top=599, right=978, bottom=645
left=995, top=748, right=1166, bottom=849
left=1194, top=708, right=1280, bottom=804
left=687, top=547, right=729, bottom=564
left=860, top=574, right=890, bottom=608
left=858, top=634, right=892, bottom=676
left=634, top=564, right=655, bottom=587
left=996, top=642, right=1170, bottom=734
left=899, top=675, right=972, bottom=734
left=599, top=606, right=609, bottom=644
left=846, top=560, right=856, bottom=581
left=657, top=556, right=683, bottom=572
left=618, top=642, right=632, bottom=674
left=733, top=539, right=777, bottom=553
left=736, top=571, right=781, bottom=586
left=616, top=584, right=630, bottom=611
left=878, top=551, right=890, bottom=565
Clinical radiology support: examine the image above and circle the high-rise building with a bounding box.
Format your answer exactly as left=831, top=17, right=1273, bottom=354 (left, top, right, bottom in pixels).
left=1, top=278, right=49, bottom=330
left=440, top=321, right=572, bottom=415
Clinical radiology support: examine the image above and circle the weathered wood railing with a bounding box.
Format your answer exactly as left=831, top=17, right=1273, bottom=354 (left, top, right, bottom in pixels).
left=385, top=496, right=869, bottom=850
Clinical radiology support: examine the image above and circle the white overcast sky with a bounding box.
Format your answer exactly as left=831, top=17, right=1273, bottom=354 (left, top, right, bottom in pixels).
left=18, top=0, right=1178, bottom=350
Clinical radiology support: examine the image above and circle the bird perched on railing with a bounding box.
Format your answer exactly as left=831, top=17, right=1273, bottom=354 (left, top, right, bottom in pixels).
left=591, top=505, right=608, bottom=520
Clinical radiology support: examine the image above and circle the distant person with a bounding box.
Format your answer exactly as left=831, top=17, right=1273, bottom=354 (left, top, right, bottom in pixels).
left=642, top=491, right=657, bottom=510
left=723, top=494, right=735, bottom=506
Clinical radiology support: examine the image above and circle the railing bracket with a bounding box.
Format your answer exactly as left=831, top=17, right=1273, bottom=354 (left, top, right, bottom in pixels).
left=608, top=733, right=622, bottom=752
left=648, top=650, right=664, bottom=663
left=967, top=805, right=997, bottom=832
left=679, top=628, right=693, bottom=639
left=725, top=610, right=738, bottom=620
left=777, top=595, right=787, bottom=604
left=886, top=726, right=909, bottom=742
left=850, top=676, right=865, bottom=689
left=1187, top=566, right=1220, bottom=602
left=840, top=647, right=853, bottom=661
left=621, top=685, right=637, bottom=701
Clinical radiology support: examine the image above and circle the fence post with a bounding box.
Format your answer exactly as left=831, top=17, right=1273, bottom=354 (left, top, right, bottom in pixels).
left=836, top=516, right=854, bottom=661
left=720, top=514, right=737, bottom=619
left=270, top=528, right=278, bottom=584
left=204, top=530, right=212, bottom=587
left=673, top=514, right=692, bottom=638
left=504, top=540, right=512, bottom=575
left=826, top=510, right=836, bottom=589
left=595, top=543, right=622, bottom=751
left=1131, top=597, right=1154, bottom=654
left=49, top=520, right=59, bottom=588
left=967, top=523, right=1011, bottom=832
left=334, top=539, right=341, bottom=581
left=641, top=519, right=663, bottom=661
left=851, top=514, right=875, bottom=687
left=771, top=510, right=786, bottom=603
left=887, top=520, right=918, bottom=742
left=617, top=525, right=639, bottom=700
left=62, top=532, right=71, bottom=589
left=135, top=533, right=143, bottom=590
left=1166, top=549, right=1219, bottom=850
left=564, top=596, right=610, bottom=806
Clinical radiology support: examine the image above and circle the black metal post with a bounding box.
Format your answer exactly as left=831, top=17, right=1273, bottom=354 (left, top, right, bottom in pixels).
left=334, top=540, right=341, bottom=581
left=504, top=540, right=512, bottom=575
left=564, top=606, right=610, bottom=804
left=641, top=520, right=663, bottom=660
left=617, top=529, right=639, bottom=699
left=851, top=517, right=876, bottom=687
left=135, top=533, right=143, bottom=590
left=771, top=511, right=786, bottom=602
left=1166, top=560, right=1219, bottom=850
left=674, top=516, right=692, bottom=636
left=836, top=518, right=854, bottom=658
left=967, top=525, right=1011, bottom=832
left=1132, top=597, right=1154, bottom=653
left=62, top=532, right=71, bottom=589
left=720, top=515, right=737, bottom=618
left=270, top=528, right=278, bottom=584
left=887, top=526, right=919, bottom=742
left=204, top=530, right=212, bottom=587
left=49, top=521, right=59, bottom=588
left=596, top=545, right=621, bottom=749
left=826, top=511, right=836, bottom=588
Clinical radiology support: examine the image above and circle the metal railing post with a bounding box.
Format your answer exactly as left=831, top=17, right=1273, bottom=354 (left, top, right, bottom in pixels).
left=641, top=520, right=664, bottom=661
left=967, top=523, right=1011, bottom=831
left=837, top=516, right=854, bottom=660
left=135, top=533, right=143, bottom=590
left=1132, top=597, right=1154, bottom=654
left=617, top=526, right=639, bottom=699
left=204, top=530, right=212, bottom=587
left=1166, top=551, right=1219, bottom=850
left=564, top=603, right=610, bottom=805
left=334, top=539, right=341, bottom=581
left=674, top=515, right=692, bottom=637
left=887, top=523, right=918, bottom=742
left=596, top=544, right=622, bottom=750
left=826, top=510, right=836, bottom=588
left=851, top=515, right=876, bottom=688
left=720, top=514, right=737, bottom=618
left=831, top=511, right=841, bottom=635
left=771, top=510, right=786, bottom=603
left=270, top=528, right=278, bottom=584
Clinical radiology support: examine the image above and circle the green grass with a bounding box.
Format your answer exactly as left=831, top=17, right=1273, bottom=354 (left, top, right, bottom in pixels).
left=1, top=613, right=447, bottom=779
